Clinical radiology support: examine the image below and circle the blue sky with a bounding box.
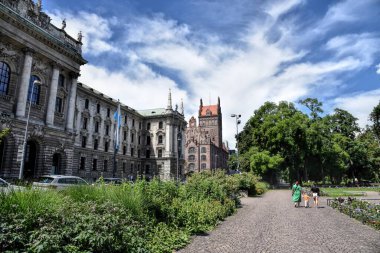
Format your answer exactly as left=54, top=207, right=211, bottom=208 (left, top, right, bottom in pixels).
left=42, top=0, right=380, bottom=146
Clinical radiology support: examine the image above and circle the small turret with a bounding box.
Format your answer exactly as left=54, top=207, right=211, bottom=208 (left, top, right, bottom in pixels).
left=166, top=88, right=172, bottom=112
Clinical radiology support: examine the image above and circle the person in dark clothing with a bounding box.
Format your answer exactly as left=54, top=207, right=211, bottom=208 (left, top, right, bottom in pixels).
left=310, top=186, right=320, bottom=208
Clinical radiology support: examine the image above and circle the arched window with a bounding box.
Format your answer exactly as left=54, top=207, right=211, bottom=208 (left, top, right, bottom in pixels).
left=28, top=75, right=41, bottom=105
left=158, top=135, right=163, bottom=144
left=188, top=163, right=195, bottom=171
left=201, top=163, right=207, bottom=169
left=0, top=62, right=10, bottom=95
left=188, top=155, right=195, bottom=162
left=201, top=155, right=206, bottom=161
left=188, top=147, right=195, bottom=153
left=201, top=147, right=206, bottom=153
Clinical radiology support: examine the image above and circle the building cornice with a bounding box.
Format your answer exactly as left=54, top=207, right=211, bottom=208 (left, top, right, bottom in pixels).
left=0, top=3, right=87, bottom=65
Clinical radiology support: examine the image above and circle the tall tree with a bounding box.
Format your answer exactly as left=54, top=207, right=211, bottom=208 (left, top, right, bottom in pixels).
left=369, top=101, right=380, bottom=142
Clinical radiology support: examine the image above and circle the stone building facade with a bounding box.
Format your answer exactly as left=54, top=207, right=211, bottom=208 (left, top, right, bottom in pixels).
left=185, top=98, right=229, bottom=173
left=0, top=0, right=186, bottom=182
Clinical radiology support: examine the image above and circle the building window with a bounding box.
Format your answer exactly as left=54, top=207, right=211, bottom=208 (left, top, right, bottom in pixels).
left=132, top=119, right=135, bottom=127
left=189, top=163, right=195, bottom=171
left=105, top=141, right=109, bottom=152
left=107, top=108, right=110, bottom=117
left=95, top=122, right=99, bottom=133
left=201, top=163, right=207, bottom=169
left=146, top=136, right=151, bottom=145
left=139, top=122, right=142, bottom=130
left=84, top=99, right=89, bottom=109
left=58, top=74, right=65, bottom=87
left=123, top=162, right=126, bottom=173
left=94, top=139, right=98, bottom=150
left=81, top=136, right=87, bottom=148
left=92, top=159, right=97, bottom=171
left=138, top=135, right=141, bottom=145
left=146, top=149, right=150, bottom=158
left=96, top=103, right=100, bottom=113
left=158, top=121, right=163, bottom=129
left=158, top=149, right=162, bottom=158
left=201, top=155, right=206, bottom=161
left=131, top=148, right=134, bottom=157
left=137, top=149, right=141, bottom=158
left=147, top=123, right=151, bottom=130
left=145, top=164, right=150, bottom=174
left=80, top=157, right=86, bottom=170
left=158, top=135, right=163, bottom=144
left=201, top=147, right=206, bottom=153
left=123, top=145, right=126, bottom=155
left=103, top=160, right=108, bottom=172
left=0, top=62, right=10, bottom=95
left=105, top=125, right=109, bottom=135
left=131, top=133, right=134, bottom=143
left=28, top=75, right=41, bottom=105
left=188, top=147, right=195, bottom=153
left=124, top=115, right=127, bottom=125
left=130, top=163, right=134, bottom=174
left=123, top=131, right=127, bottom=141
left=55, top=97, right=63, bottom=113
left=188, top=155, right=195, bottom=162
left=82, top=118, right=88, bottom=130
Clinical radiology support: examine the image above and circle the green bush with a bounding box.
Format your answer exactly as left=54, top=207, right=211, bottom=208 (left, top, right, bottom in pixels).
left=0, top=172, right=268, bottom=252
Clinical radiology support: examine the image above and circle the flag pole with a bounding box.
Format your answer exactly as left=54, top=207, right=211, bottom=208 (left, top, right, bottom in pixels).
left=113, top=100, right=121, bottom=178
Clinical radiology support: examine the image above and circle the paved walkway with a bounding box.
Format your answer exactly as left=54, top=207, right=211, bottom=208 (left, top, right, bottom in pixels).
left=178, top=190, right=380, bottom=253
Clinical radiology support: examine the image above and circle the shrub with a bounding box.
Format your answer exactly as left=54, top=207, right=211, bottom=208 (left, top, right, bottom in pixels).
left=0, top=172, right=268, bottom=252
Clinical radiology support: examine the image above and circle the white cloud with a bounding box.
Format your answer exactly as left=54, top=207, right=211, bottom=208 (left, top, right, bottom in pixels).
left=264, top=0, right=304, bottom=20
left=326, top=33, right=380, bottom=67
left=376, top=63, right=380, bottom=74
left=48, top=11, right=118, bottom=55
left=79, top=64, right=188, bottom=111
left=332, top=89, right=380, bottom=128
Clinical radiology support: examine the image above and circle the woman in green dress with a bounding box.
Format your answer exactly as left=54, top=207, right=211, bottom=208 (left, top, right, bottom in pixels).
left=292, top=181, right=302, bottom=207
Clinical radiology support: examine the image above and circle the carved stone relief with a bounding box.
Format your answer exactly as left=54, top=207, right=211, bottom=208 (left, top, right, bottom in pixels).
left=32, top=56, right=50, bottom=79
left=0, top=42, right=21, bottom=69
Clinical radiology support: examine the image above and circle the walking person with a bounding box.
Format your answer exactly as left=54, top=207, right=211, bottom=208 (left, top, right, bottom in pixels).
left=292, top=181, right=302, bottom=207
left=311, top=185, right=320, bottom=208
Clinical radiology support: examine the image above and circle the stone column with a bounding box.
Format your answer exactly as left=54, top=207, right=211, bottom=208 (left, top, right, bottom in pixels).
left=165, top=121, right=172, bottom=156
left=46, top=65, right=60, bottom=126
left=16, top=49, right=34, bottom=118
left=66, top=72, right=79, bottom=131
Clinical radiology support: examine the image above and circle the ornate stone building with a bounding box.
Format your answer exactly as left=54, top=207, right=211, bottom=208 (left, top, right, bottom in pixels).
left=185, top=98, right=229, bottom=173
left=0, top=0, right=186, bottom=182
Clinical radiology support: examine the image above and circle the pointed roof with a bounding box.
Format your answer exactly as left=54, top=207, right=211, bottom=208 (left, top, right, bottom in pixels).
left=200, top=105, right=219, bottom=116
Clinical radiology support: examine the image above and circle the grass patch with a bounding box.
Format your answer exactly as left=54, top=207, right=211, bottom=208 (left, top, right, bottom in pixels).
left=321, top=187, right=380, bottom=197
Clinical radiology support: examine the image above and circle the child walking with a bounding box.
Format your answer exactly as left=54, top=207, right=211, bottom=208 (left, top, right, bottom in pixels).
left=303, top=192, right=310, bottom=208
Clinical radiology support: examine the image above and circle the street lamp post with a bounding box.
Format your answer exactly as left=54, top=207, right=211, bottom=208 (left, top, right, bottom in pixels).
left=19, top=80, right=41, bottom=179
left=231, top=114, right=241, bottom=171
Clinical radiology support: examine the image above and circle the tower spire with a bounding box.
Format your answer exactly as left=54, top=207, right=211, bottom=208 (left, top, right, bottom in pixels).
left=167, top=88, right=172, bottom=111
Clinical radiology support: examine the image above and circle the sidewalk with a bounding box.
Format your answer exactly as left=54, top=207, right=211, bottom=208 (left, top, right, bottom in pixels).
left=178, top=190, right=380, bottom=253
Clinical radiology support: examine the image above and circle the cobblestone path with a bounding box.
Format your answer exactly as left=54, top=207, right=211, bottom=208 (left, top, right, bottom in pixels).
left=178, top=190, right=380, bottom=253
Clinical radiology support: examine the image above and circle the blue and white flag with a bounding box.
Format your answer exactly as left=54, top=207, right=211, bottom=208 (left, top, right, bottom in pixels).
left=114, top=101, right=121, bottom=152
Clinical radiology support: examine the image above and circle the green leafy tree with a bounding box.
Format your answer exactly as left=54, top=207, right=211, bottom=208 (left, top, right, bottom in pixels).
left=369, top=101, right=380, bottom=142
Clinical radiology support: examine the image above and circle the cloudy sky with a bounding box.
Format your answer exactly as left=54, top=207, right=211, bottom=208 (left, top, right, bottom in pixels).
left=42, top=0, right=380, bottom=147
